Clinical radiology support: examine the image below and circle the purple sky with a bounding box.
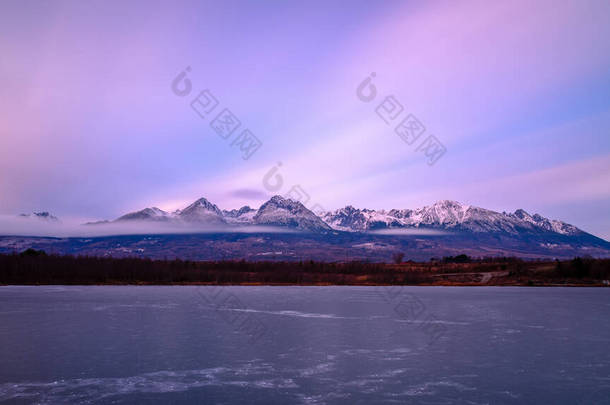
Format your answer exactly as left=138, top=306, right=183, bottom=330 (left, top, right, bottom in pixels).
left=1, top=0, right=610, bottom=239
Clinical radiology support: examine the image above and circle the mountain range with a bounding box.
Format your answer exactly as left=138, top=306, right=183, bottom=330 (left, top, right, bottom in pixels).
left=3, top=196, right=608, bottom=261
left=112, top=196, right=332, bottom=232
left=108, top=196, right=591, bottom=238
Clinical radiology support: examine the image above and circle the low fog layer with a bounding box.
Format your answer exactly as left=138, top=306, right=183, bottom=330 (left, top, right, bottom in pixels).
left=368, top=229, right=452, bottom=236
left=0, top=216, right=298, bottom=238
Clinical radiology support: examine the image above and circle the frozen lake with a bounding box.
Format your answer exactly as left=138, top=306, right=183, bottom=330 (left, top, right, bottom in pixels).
left=1, top=286, right=609, bottom=404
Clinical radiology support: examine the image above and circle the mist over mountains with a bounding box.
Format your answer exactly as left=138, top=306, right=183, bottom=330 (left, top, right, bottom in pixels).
left=1, top=195, right=608, bottom=261
left=100, top=195, right=596, bottom=239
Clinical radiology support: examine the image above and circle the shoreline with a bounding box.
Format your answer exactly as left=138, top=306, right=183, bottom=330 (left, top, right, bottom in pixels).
left=2, top=252, right=608, bottom=287
left=1, top=282, right=608, bottom=287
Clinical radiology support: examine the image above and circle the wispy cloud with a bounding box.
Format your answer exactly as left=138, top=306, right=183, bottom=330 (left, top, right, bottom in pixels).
left=1, top=0, right=609, bottom=238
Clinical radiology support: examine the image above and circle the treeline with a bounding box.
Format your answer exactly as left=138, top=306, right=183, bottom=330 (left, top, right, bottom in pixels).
left=438, top=255, right=526, bottom=264
left=0, top=250, right=432, bottom=285
left=0, top=250, right=608, bottom=285
left=555, top=257, right=610, bottom=279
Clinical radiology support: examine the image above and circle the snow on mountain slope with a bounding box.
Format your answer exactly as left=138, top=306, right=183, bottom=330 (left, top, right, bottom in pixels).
left=509, top=209, right=582, bottom=236
left=322, top=200, right=587, bottom=236
left=115, top=198, right=226, bottom=225
left=104, top=196, right=591, bottom=238
left=176, top=198, right=226, bottom=224
left=116, top=207, right=172, bottom=222
left=111, top=196, right=330, bottom=231
left=222, top=206, right=257, bottom=224
left=253, top=195, right=331, bottom=232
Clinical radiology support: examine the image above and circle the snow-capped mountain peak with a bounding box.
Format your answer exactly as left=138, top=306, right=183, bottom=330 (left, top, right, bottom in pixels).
left=223, top=206, right=255, bottom=217
left=223, top=206, right=257, bottom=224
left=116, top=207, right=170, bottom=222
left=101, top=195, right=590, bottom=238
left=412, top=200, right=472, bottom=225
left=177, top=197, right=225, bottom=224
left=182, top=197, right=222, bottom=214
left=253, top=195, right=331, bottom=232
left=322, top=200, right=587, bottom=236
left=509, top=209, right=581, bottom=236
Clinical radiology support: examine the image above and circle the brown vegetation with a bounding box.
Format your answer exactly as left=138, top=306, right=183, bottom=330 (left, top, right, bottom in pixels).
left=0, top=250, right=609, bottom=286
